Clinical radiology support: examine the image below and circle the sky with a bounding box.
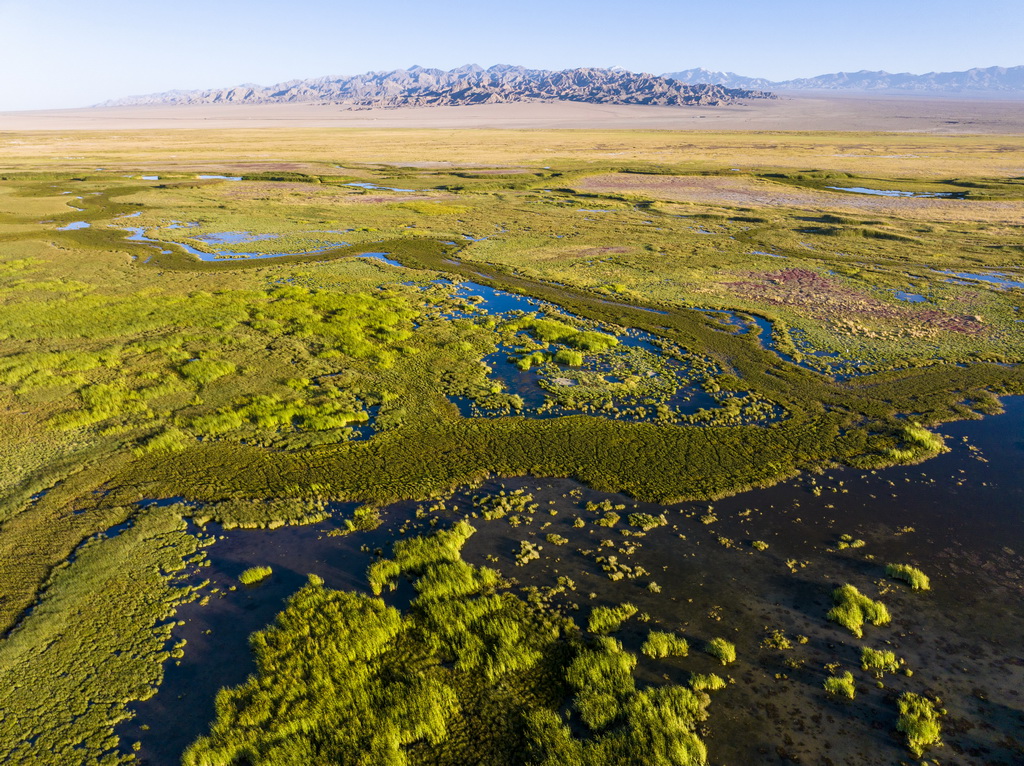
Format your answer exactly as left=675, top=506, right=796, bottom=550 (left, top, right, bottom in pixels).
left=1, top=0, right=1022, bottom=111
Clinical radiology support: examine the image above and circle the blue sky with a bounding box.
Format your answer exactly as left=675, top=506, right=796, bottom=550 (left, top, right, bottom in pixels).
left=1, top=0, right=1021, bottom=110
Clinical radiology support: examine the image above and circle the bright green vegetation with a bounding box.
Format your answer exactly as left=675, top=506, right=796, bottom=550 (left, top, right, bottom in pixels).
left=823, top=672, right=856, bottom=700
left=688, top=673, right=726, bottom=692
left=237, top=565, right=272, bottom=585
left=704, top=637, right=736, bottom=666
left=896, top=692, right=944, bottom=757
left=2, top=155, right=1021, bottom=646
left=627, top=512, right=667, bottom=531
left=886, top=563, right=931, bottom=590
left=587, top=603, right=638, bottom=634
left=1, top=129, right=1022, bottom=762
left=641, top=630, right=690, bottom=659
left=184, top=525, right=713, bottom=766
left=860, top=647, right=902, bottom=678
left=0, top=508, right=205, bottom=765
left=827, top=584, right=891, bottom=638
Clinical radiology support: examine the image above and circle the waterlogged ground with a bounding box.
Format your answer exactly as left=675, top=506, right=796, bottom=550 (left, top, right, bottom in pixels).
left=121, top=397, right=1024, bottom=765
left=2, top=131, right=1024, bottom=765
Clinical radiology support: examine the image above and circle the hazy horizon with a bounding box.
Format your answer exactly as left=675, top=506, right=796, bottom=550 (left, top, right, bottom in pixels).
left=1, top=0, right=1021, bottom=111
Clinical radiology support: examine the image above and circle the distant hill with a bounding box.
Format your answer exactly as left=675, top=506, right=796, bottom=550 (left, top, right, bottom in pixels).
left=663, top=65, right=1024, bottom=94
left=99, top=64, right=775, bottom=109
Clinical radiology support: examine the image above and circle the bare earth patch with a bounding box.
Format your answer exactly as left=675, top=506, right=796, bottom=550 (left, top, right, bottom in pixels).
left=727, top=267, right=986, bottom=337
left=574, top=173, right=1024, bottom=225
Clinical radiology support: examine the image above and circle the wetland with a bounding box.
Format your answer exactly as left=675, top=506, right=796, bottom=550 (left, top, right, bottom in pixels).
left=0, top=127, right=1022, bottom=765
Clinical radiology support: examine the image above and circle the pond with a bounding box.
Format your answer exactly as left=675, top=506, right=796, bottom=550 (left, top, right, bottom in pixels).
left=894, top=290, right=927, bottom=303
left=56, top=221, right=90, bottom=231
left=117, top=226, right=353, bottom=261
left=120, top=397, right=1024, bottom=766
left=357, top=253, right=405, bottom=268
left=191, top=231, right=279, bottom=246
left=824, top=186, right=963, bottom=199
left=936, top=269, right=1024, bottom=290
left=344, top=182, right=416, bottom=192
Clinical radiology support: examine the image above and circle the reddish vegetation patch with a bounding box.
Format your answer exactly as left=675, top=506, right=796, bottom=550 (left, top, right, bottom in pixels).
left=728, top=268, right=985, bottom=336
left=579, top=246, right=630, bottom=256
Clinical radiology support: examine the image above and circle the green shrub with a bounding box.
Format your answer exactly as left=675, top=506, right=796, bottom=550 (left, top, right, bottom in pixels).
left=704, top=638, right=736, bottom=666
left=824, top=672, right=856, bottom=700
left=861, top=647, right=900, bottom=677
left=238, top=566, right=272, bottom=585
left=588, top=603, right=638, bottom=634
left=642, top=631, right=689, bottom=659
left=886, top=563, right=930, bottom=590
left=627, top=512, right=666, bottom=531
left=567, top=331, right=618, bottom=352
left=896, top=692, right=943, bottom=757
left=566, top=637, right=636, bottom=730
left=901, top=423, right=944, bottom=453
left=553, top=349, right=584, bottom=366
left=688, top=673, right=726, bottom=692
left=827, top=584, right=890, bottom=638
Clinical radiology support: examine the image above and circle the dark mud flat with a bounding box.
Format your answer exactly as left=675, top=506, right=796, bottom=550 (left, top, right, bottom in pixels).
left=125, top=399, right=1024, bottom=765
left=458, top=399, right=1024, bottom=765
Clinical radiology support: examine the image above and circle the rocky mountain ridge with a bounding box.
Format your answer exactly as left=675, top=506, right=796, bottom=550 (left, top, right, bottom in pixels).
left=99, top=64, right=775, bottom=108
left=663, top=65, right=1024, bottom=94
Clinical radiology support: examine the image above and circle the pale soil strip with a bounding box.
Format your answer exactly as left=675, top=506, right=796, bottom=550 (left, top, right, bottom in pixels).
left=573, top=173, right=1024, bottom=225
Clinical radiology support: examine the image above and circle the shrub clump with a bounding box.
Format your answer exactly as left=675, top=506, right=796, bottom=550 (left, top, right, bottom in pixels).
left=827, top=584, right=890, bottom=638
left=861, top=646, right=901, bottom=678
left=689, top=673, right=726, bottom=692
left=627, top=512, right=667, bottom=531
left=588, top=603, right=638, bottom=635
left=886, top=563, right=930, bottom=590
left=641, top=631, right=689, bottom=659
left=824, top=672, right=856, bottom=700
left=238, top=566, right=273, bottom=585
left=704, top=638, right=736, bottom=666
left=896, top=692, right=943, bottom=757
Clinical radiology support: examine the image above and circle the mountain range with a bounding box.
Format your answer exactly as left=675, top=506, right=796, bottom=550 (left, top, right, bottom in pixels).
left=662, top=65, right=1024, bottom=94
left=99, top=65, right=774, bottom=108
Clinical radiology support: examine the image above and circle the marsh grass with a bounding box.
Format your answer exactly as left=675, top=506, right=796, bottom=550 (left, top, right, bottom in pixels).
left=588, top=603, right=638, bottom=635
left=185, top=525, right=713, bottom=765
left=886, top=563, right=931, bottom=590
left=704, top=637, right=736, bottom=666
left=238, top=565, right=272, bottom=585
left=1, top=137, right=1023, bottom=762
left=896, top=692, right=943, bottom=757
left=823, top=672, right=856, bottom=700
left=641, top=630, right=690, bottom=659
left=860, top=646, right=901, bottom=678
left=827, top=584, right=890, bottom=638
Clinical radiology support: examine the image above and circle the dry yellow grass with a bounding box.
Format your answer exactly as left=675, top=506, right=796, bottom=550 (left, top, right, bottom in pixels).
left=2, top=126, right=1023, bottom=179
